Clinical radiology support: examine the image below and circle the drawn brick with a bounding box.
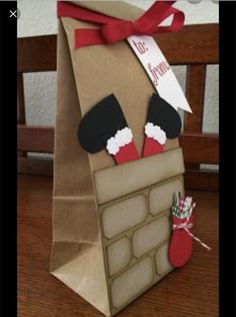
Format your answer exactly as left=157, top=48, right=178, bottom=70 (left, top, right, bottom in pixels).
left=155, top=243, right=173, bottom=275
left=107, top=238, right=131, bottom=276
left=149, top=178, right=184, bottom=216
left=133, top=216, right=170, bottom=257
left=102, top=194, right=146, bottom=239
left=111, top=257, right=153, bottom=308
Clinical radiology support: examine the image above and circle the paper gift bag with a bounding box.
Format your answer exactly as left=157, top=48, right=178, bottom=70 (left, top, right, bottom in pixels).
left=50, top=1, right=185, bottom=316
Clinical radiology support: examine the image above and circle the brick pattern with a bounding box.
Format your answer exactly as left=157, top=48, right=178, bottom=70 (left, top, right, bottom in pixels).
left=98, top=175, right=184, bottom=315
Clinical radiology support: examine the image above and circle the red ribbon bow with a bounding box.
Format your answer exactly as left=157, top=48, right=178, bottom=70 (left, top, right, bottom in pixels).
left=58, top=1, right=184, bottom=49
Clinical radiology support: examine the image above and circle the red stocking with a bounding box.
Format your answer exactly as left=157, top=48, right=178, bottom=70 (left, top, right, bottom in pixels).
left=168, top=215, right=193, bottom=268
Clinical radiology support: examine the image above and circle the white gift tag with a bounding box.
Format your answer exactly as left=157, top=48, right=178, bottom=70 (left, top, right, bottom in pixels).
left=127, top=35, right=192, bottom=113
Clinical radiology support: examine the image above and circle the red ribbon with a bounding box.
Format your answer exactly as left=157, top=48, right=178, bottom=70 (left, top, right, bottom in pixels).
left=58, top=1, right=184, bottom=49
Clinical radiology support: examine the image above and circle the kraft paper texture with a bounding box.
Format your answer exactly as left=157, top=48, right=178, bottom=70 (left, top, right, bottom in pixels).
left=50, top=2, right=183, bottom=316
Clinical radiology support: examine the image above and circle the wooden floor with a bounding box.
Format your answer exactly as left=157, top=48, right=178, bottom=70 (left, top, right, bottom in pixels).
left=17, top=175, right=218, bottom=317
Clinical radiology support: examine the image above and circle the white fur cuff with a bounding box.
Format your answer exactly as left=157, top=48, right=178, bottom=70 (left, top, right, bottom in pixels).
left=144, top=122, right=167, bottom=145
left=106, top=127, right=133, bottom=155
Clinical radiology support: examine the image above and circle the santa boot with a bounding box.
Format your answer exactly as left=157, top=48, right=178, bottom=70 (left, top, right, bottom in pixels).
left=78, top=94, right=139, bottom=164
left=143, top=93, right=182, bottom=157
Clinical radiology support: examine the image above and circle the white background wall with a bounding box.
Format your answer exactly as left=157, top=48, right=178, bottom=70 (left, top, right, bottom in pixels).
left=17, top=0, right=219, bottom=136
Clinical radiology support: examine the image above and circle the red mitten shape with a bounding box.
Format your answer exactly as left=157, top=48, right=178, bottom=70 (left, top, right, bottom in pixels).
left=168, top=215, right=193, bottom=268
left=114, top=141, right=139, bottom=164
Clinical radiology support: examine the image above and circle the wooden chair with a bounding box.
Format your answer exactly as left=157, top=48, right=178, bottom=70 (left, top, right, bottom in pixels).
left=17, top=24, right=219, bottom=191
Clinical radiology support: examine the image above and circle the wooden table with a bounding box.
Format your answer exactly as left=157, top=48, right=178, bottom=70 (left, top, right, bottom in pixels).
left=17, top=175, right=218, bottom=317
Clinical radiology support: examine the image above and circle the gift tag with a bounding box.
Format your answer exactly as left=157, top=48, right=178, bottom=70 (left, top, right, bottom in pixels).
left=127, top=35, right=192, bottom=113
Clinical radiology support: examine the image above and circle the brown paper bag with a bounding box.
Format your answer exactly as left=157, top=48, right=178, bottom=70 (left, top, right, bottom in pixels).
left=50, top=2, right=185, bottom=316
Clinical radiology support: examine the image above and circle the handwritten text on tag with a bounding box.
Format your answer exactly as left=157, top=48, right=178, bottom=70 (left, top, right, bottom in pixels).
left=127, top=35, right=192, bottom=113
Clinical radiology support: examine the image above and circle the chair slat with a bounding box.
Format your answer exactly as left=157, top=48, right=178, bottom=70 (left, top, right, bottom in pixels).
left=184, top=170, right=218, bottom=191
left=18, top=157, right=53, bottom=176
left=17, top=35, right=57, bottom=72
left=17, top=125, right=54, bottom=153
left=17, top=73, right=27, bottom=157
left=184, top=64, right=206, bottom=132
left=17, top=24, right=219, bottom=73
left=17, top=73, right=26, bottom=124
left=180, top=132, right=218, bottom=164
left=154, top=24, right=219, bottom=65
left=184, top=64, right=207, bottom=171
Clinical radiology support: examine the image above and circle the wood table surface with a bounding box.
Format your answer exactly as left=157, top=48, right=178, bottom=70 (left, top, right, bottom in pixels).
left=17, top=175, right=218, bottom=317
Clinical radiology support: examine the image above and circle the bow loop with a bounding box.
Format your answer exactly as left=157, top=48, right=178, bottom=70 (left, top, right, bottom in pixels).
left=58, top=1, right=185, bottom=49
